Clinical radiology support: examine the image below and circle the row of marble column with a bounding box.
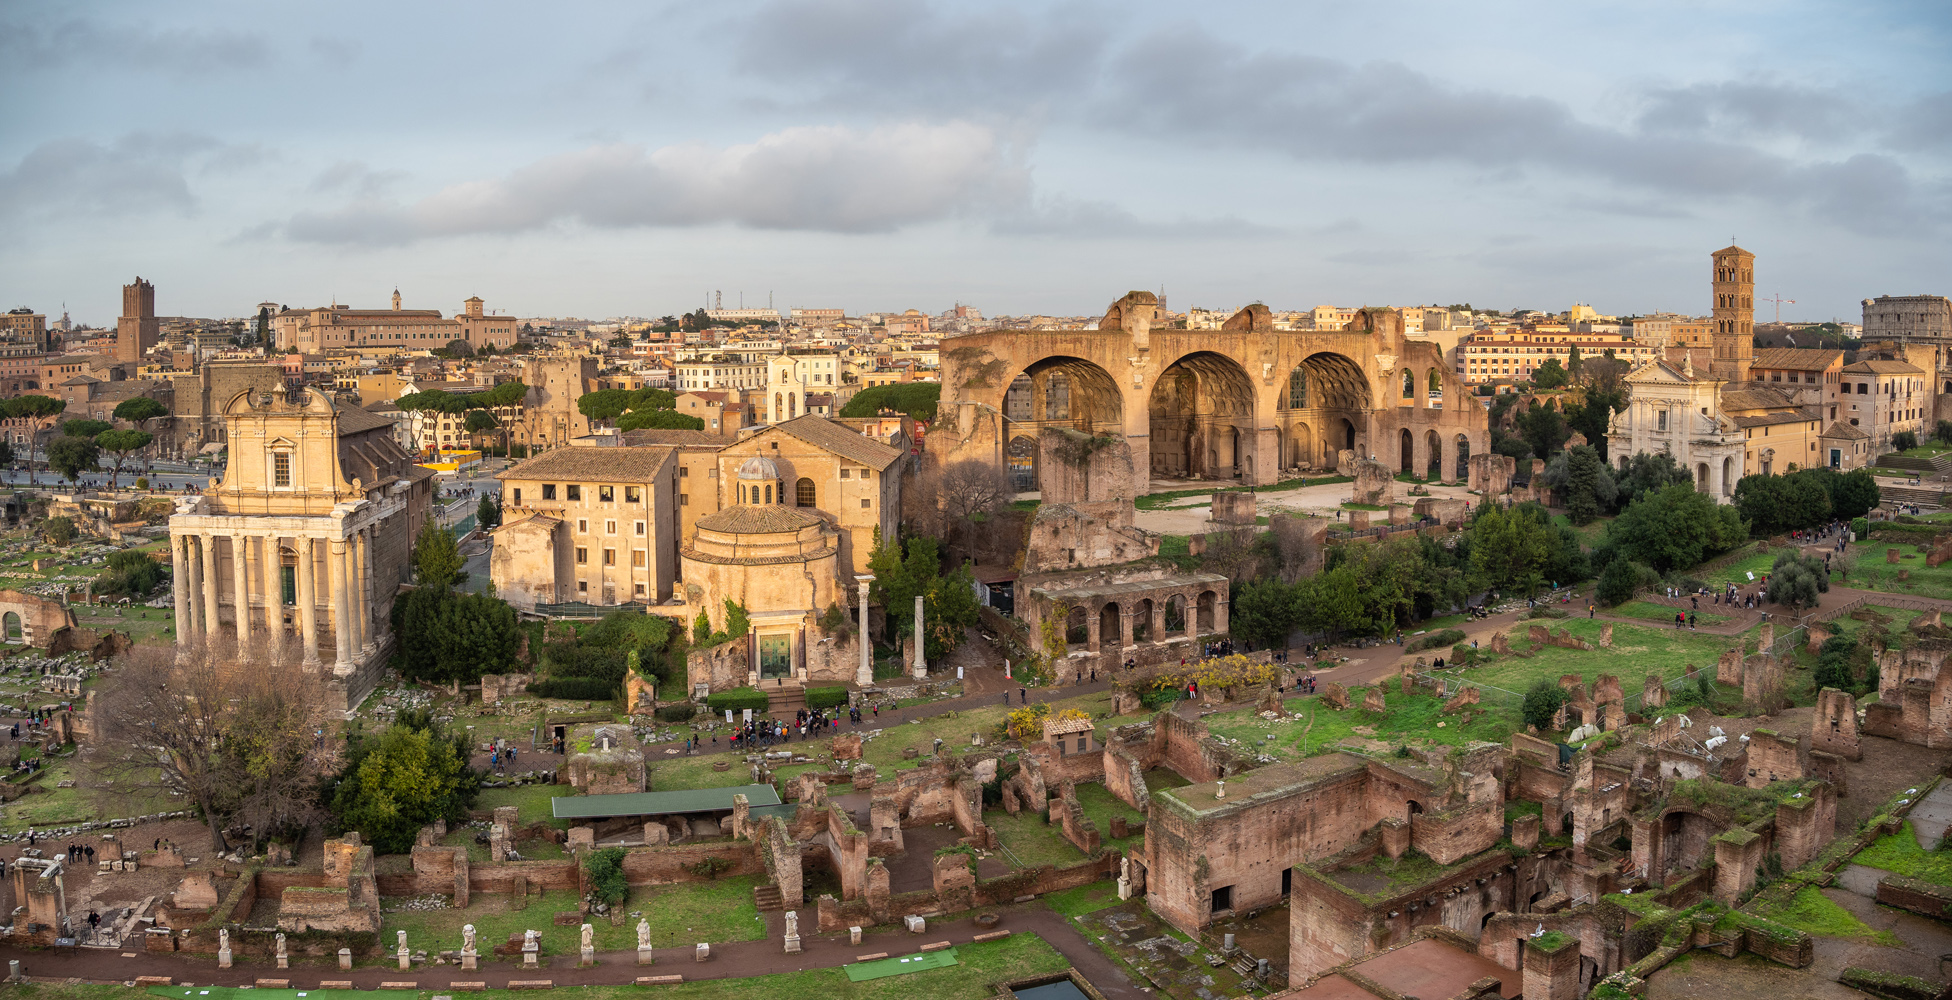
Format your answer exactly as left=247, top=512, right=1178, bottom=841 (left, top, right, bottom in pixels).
left=1079, top=591, right=1226, bottom=653
left=171, top=525, right=377, bottom=671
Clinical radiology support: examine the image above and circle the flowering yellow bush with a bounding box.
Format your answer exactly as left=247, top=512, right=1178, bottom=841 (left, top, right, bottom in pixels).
left=1005, top=702, right=1051, bottom=739
left=1145, top=653, right=1278, bottom=693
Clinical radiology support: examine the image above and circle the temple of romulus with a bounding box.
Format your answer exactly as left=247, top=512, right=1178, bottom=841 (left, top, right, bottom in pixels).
left=928, top=293, right=1491, bottom=493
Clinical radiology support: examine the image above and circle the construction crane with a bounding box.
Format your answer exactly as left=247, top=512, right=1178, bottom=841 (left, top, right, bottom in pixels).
left=1764, top=294, right=1796, bottom=324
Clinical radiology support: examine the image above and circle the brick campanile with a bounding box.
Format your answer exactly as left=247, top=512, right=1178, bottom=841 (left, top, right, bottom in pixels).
left=117, top=276, right=159, bottom=365
left=1711, top=245, right=1755, bottom=383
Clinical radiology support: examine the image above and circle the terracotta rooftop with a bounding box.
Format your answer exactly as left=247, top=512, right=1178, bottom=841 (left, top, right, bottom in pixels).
left=1750, top=347, right=1843, bottom=371
left=495, top=446, right=676, bottom=482
left=621, top=428, right=733, bottom=448
left=1042, top=714, right=1096, bottom=737
left=1843, top=359, right=1923, bottom=375
left=1720, top=387, right=1800, bottom=412
left=694, top=503, right=828, bottom=535
left=769, top=414, right=904, bottom=470
left=1822, top=421, right=1869, bottom=441
left=334, top=401, right=397, bottom=435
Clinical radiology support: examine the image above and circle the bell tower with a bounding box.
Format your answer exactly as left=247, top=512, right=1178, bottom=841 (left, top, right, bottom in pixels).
left=1711, top=245, right=1755, bottom=383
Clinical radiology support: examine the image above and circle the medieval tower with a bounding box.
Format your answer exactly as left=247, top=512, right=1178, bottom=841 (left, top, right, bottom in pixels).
left=117, top=276, right=159, bottom=365
left=1710, top=245, right=1754, bottom=384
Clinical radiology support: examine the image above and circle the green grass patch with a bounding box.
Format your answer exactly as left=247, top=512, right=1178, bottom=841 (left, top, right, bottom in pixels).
left=472, top=783, right=578, bottom=829
left=1043, top=880, right=1124, bottom=919
left=1854, top=821, right=1952, bottom=885
left=1204, top=685, right=1520, bottom=761
left=1700, top=548, right=1775, bottom=587
left=1341, top=502, right=1388, bottom=511
left=1611, top=601, right=1731, bottom=626
left=1846, top=553, right=1952, bottom=603
left=381, top=881, right=765, bottom=956
left=1073, top=781, right=1146, bottom=854
left=1748, top=885, right=1901, bottom=946
left=987, top=808, right=1088, bottom=869
left=1462, top=618, right=1741, bottom=696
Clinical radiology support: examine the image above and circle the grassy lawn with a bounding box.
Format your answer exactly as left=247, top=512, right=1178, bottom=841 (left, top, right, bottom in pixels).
left=472, top=784, right=578, bottom=829
left=1341, top=502, right=1387, bottom=511
left=1610, top=601, right=1731, bottom=626
left=3, top=758, right=181, bottom=833
left=1844, top=552, right=1952, bottom=602
left=986, top=808, right=1088, bottom=869
left=381, top=880, right=766, bottom=958
left=1043, top=880, right=1124, bottom=918
left=1202, top=685, right=1521, bottom=761
left=1463, top=618, right=1742, bottom=696
left=1549, top=513, right=1612, bottom=548
left=1073, top=782, right=1146, bottom=855
left=1853, top=821, right=1952, bottom=885
left=1700, top=548, right=1775, bottom=587
left=1747, top=885, right=1901, bottom=946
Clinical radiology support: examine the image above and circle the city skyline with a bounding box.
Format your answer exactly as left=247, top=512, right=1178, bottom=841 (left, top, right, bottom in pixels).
left=3, top=0, right=1948, bottom=324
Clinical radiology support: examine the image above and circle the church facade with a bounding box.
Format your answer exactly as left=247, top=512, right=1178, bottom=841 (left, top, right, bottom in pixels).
left=169, top=384, right=434, bottom=710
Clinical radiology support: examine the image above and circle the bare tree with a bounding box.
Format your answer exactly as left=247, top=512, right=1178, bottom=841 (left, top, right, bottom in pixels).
left=90, top=638, right=332, bottom=851
left=917, top=459, right=1015, bottom=561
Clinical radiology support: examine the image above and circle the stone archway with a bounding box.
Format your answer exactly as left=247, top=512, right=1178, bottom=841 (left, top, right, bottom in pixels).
left=1281, top=353, right=1374, bottom=467
left=1150, top=351, right=1257, bottom=480
left=1696, top=463, right=1710, bottom=493
left=1425, top=430, right=1443, bottom=481
left=1721, top=457, right=1734, bottom=496
left=1196, top=590, right=1217, bottom=632
left=1002, top=356, right=1124, bottom=494
left=1166, top=595, right=1188, bottom=635
left=1, top=612, right=19, bottom=643
left=1455, top=433, right=1471, bottom=481
left=1134, top=598, right=1154, bottom=642
left=1099, top=602, right=1122, bottom=650
left=1399, top=428, right=1414, bottom=473
left=1006, top=435, right=1039, bottom=492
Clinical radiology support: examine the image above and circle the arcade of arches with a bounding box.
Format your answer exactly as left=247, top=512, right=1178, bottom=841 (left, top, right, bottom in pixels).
left=942, top=297, right=1489, bottom=497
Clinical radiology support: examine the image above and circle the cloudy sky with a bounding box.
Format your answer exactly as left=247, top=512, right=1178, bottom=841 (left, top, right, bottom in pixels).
left=3, top=0, right=1948, bottom=325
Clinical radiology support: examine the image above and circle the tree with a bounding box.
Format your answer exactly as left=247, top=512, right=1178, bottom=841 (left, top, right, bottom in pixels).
left=95, top=429, right=153, bottom=488
left=463, top=409, right=499, bottom=450
left=722, top=598, right=751, bottom=640
left=113, top=396, right=168, bottom=430
left=1610, top=452, right=1693, bottom=511
left=920, top=459, right=1015, bottom=559
left=840, top=383, right=940, bottom=423
left=1826, top=469, right=1880, bottom=520
left=616, top=408, right=704, bottom=432
left=1607, top=482, right=1748, bottom=573
left=1814, top=634, right=1876, bottom=696
left=1531, top=358, right=1570, bottom=389
left=1469, top=503, right=1553, bottom=594
left=391, top=588, right=522, bottom=684
left=1233, top=578, right=1301, bottom=650
left=1522, top=680, right=1569, bottom=731
left=1562, top=445, right=1616, bottom=525
left=609, top=333, right=633, bottom=348
left=411, top=519, right=466, bottom=590
left=693, top=609, right=712, bottom=645
left=1563, top=388, right=1624, bottom=462
left=477, top=493, right=501, bottom=530
left=94, top=549, right=165, bottom=597
left=61, top=418, right=111, bottom=440
left=1769, top=550, right=1829, bottom=609
left=1893, top=430, right=1919, bottom=452
left=1734, top=473, right=1830, bottom=536
left=444, top=339, right=475, bottom=357
left=1295, top=565, right=1370, bottom=640
left=326, top=714, right=477, bottom=855
left=92, top=644, right=331, bottom=851
left=1595, top=557, right=1651, bottom=607
left=45, top=435, right=98, bottom=484
left=1519, top=401, right=1570, bottom=459
left=922, top=561, right=982, bottom=660
left=4, top=395, right=64, bottom=485
left=40, top=516, right=74, bottom=546
left=1566, top=344, right=1583, bottom=380
left=585, top=846, right=629, bottom=907
left=1935, top=420, right=1952, bottom=446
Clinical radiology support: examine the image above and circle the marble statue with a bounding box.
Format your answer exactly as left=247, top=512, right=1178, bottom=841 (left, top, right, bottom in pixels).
left=397, top=930, right=408, bottom=950
left=275, top=933, right=287, bottom=957
left=637, top=919, right=651, bottom=950
left=462, top=924, right=476, bottom=953
left=784, top=911, right=798, bottom=936
left=581, top=923, right=594, bottom=951
left=218, top=929, right=229, bottom=951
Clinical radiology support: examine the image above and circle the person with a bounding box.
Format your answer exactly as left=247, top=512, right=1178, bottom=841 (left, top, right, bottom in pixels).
left=1588, top=604, right=1595, bottom=618
left=1020, top=687, right=1027, bottom=704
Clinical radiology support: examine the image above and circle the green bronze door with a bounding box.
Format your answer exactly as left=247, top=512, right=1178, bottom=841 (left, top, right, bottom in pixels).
left=759, top=634, right=792, bottom=680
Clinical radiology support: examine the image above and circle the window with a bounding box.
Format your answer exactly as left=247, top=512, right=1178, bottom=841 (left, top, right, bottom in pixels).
left=635, top=583, right=646, bottom=596
left=578, top=519, right=588, bottom=533
left=605, top=520, right=617, bottom=534
left=542, top=484, right=557, bottom=500
left=678, top=467, right=688, bottom=478
left=680, top=494, right=688, bottom=506
left=272, top=452, right=291, bottom=487
left=603, top=548, right=616, bottom=566
left=578, top=580, right=588, bottom=593
left=625, top=485, right=641, bottom=502
left=514, top=488, right=522, bottom=505
left=764, top=484, right=773, bottom=504
left=862, top=498, right=872, bottom=508
left=1077, top=737, right=1087, bottom=751
left=567, top=485, right=581, bottom=501
left=839, top=468, right=851, bottom=479
left=599, top=485, right=614, bottom=502
left=708, top=468, right=718, bottom=478
left=796, top=477, right=815, bottom=507
left=575, top=547, right=588, bottom=564
left=632, top=549, right=646, bottom=567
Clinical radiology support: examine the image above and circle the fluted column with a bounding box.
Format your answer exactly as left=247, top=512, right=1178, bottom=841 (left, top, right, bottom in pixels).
left=354, top=527, right=373, bottom=653
left=200, top=533, right=220, bottom=647
left=855, top=575, right=873, bottom=687
left=296, top=537, right=319, bottom=668
left=171, top=533, right=191, bottom=644
left=260, top=534, right=283, bottom=662
left=230, top=534, right=250, bottom=650
left=329, top=537, right=351, bottom=671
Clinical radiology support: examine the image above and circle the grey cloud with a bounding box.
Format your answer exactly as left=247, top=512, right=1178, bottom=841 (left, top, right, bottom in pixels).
left=308, top=161, right=404, bottom=197
left=1888, top=92, right=1952, bottom=150
left=735, top=0, right=1105, bottom=114
left=1634, top=81, right=1861, bottom=142
left=282, top=122, right=1030, bottom=245
left=0, top=16, right=265, bottom=75
left=990, top=195, right=1281, bottom=238
left=0, top=133, right=221, bottom=218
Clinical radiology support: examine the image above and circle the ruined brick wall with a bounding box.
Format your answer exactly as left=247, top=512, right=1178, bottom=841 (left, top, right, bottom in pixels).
left=894, top=759, right=962, bottom=825
left=1743, top=729, right=1802, bottom=788
left=466, top=860, right=578, bottom=895
left=1409, top=801, right=1502, bottom=865
left=617, top=842, right=762, bottom=885
left=1290, top=850, right=1525, bottom=980
left=1037, top=428, right=1136, bottom=504
left=761, top=817, right=804, bottom=908
left=973, top=854, right=1120, bottom=908
left=1056, top=783, right=1101, bottom=854
left=1104, top=745, right=1150, bottom=811
left=1812, top=688, right=1862, bottom=760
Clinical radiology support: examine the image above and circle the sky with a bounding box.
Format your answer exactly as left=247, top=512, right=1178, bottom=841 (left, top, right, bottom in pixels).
left=2, top=0, right=1949, bottom=326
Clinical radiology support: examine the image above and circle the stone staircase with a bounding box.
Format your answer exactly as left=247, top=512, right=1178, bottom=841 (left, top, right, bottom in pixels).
left=1879, top=484, right=1951, bottom=509
left=766, top=684, right=807, bottom=716
left=753, top=884, right=785, bottom=912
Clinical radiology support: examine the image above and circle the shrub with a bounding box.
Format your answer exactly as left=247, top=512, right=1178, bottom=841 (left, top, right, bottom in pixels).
left=40, top=516, right=74, bottom=546
left=654, top=703, right=698, bottom=723
left=1405, top=628, right=1465, bottom=653
left=584, top=846, right=628, bottom=907
left=805, top=686, right=849, bottom=711
left=705, top=687, right=770, bottom=713
left=1139, top=686, right=1183, bottom=709
left=1522, top=680, right=1568, bottom=730
left=134, top=477, right=148, bottom=491
left=1893, top=431, right=1920, bottom=452
left=527, top=677, right=620, bottom=701
left=94, top=549, right=164, bottom=597
left=1852, top=516, right=1869, bottom=541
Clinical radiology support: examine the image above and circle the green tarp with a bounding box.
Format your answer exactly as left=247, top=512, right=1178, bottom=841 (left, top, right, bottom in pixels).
left=844, top=947, right=961, bottom=981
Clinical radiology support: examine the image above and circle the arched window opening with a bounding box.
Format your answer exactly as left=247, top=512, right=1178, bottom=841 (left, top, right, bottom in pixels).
left=1402, top=369, right=1415, bottom=399
left=795, top=477, right=815, bottom=507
